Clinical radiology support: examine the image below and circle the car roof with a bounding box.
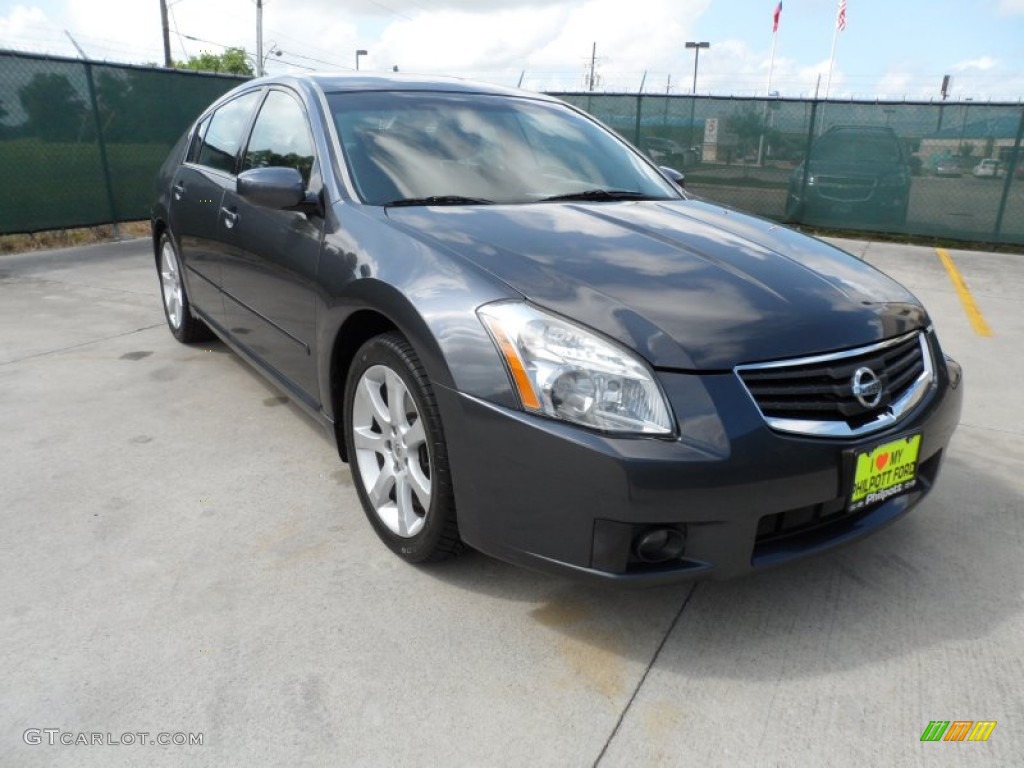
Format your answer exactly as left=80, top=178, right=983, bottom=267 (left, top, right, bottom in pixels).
left=250, top=72, right=561, bottom=103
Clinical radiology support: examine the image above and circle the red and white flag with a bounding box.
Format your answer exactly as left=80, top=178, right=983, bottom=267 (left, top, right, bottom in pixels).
left=837, top=0, right=847, bottom=31
left=773, top=2, right=783, bottom=33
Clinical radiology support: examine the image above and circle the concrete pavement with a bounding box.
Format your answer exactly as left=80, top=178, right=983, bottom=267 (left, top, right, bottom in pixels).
left=1, top=236, right=1020, bottom=767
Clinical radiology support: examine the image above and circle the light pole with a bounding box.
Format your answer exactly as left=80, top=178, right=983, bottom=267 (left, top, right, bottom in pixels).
left=355, top=49, right=367, bottom=71
left=959, top=98, right=973, bottom=159
left=685, top=41, right=709, bottom=153
left=263, top=44, right=281, bottom=72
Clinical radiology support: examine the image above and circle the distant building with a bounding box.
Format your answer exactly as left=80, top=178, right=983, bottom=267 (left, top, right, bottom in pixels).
left=919, top=114, right=1022, bottom=164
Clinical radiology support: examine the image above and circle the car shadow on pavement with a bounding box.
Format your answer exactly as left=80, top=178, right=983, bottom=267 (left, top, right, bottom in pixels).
left=420, top=445, right=1021, bottom=680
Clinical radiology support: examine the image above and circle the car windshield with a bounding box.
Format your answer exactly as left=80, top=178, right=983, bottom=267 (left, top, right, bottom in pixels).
left=812, top=133, right=902, bottom=164
left=328, top=91, right=680, bottom=205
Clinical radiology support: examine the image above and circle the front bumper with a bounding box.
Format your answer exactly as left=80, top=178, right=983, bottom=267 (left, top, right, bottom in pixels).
left=788, top=183, right=908, bottom=223
left=437, top=346, right=963, bottom=587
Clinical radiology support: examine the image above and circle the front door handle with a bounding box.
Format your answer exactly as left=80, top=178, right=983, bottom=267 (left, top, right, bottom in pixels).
left=221, top=207, right=239, bottom=229
left=172, top=182, right=184, bottom=201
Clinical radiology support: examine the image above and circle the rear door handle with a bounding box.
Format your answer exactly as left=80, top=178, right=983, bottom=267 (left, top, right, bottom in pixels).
left=172, top=182, right=184, bottom=201
left=221, top=207, right=239, bottom=229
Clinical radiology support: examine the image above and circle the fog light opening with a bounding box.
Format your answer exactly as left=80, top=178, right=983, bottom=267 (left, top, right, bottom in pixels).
left=633, top=527, right=686, bottom=564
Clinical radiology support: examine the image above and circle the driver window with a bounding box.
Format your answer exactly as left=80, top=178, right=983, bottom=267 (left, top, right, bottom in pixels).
left=242, top=90, right=316, bottom=185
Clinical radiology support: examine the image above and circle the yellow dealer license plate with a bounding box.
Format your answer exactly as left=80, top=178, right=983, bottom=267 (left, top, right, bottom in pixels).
left=850, top=434, right=921, bottom=512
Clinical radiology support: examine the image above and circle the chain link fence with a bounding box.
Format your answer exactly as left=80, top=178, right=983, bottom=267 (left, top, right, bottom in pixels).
left=1, top=49, right=1021, bottom=246
left=556, top=93, right=1024, bottom=246
left=0, top=50, right=246, bottom=235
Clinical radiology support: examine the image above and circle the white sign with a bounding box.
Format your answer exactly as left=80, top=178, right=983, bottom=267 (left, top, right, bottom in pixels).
left=703, top=118, right=719, bottom=144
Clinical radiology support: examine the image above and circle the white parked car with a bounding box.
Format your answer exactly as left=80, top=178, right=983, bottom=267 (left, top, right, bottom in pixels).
left=972, top=159, right=1004, bottom=178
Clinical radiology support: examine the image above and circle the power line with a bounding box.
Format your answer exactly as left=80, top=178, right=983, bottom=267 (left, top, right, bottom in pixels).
left=262, top=25, right=356, bottom=68
left=366, top=0, right=415, bottom=21
left=168, top=3, right=190, bottom=60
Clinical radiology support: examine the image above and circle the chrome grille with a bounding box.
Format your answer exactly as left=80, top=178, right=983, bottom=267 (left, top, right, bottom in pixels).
left=816, top=175, right=876, bottom=202
left=736, top=331, right=935, bottom=438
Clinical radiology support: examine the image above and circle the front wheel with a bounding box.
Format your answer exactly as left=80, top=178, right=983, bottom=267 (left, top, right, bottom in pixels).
left=343, top=332, right=463, bottom=563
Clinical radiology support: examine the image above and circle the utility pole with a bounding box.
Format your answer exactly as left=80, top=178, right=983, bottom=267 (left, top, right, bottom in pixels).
left=588, top=42, right=596, bottom=92
left=256, top=0, right=264, bottom=76
left=159, top=0, right=172, bottom=67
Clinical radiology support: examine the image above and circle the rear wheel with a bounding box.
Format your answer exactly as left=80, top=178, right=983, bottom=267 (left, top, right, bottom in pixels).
left=344, top=332, right=463, bottom=563
left=158, top=233, right=213, bottom=343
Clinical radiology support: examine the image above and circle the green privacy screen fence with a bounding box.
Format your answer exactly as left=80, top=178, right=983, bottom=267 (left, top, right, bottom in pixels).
left=0, top=50, right=246, bottom=235
left=554, top=92, right=1024, bottom=246
left=1, top=49, right=1022, bottom=245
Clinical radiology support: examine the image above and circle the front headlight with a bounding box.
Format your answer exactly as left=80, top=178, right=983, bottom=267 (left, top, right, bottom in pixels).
left=477, top=302, right=675, bottom=435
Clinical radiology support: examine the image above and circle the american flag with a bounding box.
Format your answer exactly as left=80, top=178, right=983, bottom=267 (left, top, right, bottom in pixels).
left=837, top=0, right=847, bottom=31
left=773, top=2, right=783, bottom=33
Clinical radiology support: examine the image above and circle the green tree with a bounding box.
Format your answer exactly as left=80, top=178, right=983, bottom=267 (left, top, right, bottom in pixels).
left=176, top=47, right=254, bottom=76
left=726, top=106, right=775, bottom=160
left=18, top=73, right=86, bottom=141
left=96, top=71, right=132, bottom=139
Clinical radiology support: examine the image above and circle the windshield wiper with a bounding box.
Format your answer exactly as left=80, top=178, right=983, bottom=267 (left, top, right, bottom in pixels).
left=538, top=189, right=664, bottom=203
left=382, top=195, right=493, bottom=207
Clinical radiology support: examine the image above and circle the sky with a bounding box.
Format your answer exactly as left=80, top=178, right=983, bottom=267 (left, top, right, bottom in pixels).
left=1, top=0, right=1022, bottom=101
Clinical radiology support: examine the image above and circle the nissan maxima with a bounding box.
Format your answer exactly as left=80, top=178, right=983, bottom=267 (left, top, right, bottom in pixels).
left=152, top=74, right=962, bottom=585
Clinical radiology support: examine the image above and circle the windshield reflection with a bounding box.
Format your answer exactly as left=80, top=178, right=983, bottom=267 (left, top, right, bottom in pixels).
left=328, top=91, right=679, bottom=206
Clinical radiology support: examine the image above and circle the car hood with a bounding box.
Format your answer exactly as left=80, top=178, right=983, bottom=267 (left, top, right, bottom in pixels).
left=384, top=199, right=926, bottom=370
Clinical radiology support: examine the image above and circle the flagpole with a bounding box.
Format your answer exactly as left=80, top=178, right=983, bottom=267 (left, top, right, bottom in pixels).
left=757, top=29, right=778, bottom=166
left=766, top=28, right=778, bottom=97
left=821, top=1, right=841, bottom=134
left=824, top=18, right=839, bottom=100
left=758, top=5, right=781, bottom=166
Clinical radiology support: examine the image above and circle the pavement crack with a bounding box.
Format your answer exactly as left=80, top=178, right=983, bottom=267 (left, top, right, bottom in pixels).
left=592, top=583, right=700, bottom=768
left=0, top=324, right=164, bottom=366
left=958, top=421, right=1024, bottom=438
left=1, top=273, right=152, bottom=299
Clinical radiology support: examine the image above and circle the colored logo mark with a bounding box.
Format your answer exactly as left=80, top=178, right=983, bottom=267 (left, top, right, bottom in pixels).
left=920, top=720, right=997, bottom=742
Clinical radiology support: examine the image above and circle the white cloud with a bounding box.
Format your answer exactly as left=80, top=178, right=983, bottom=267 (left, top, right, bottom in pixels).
left=0, top=4, right=73, bottom=56
left=0, top=3, right=47, bottom=33
left=998, top=0, right=1024, bottom=14
left=2, top=1, right=1022, bottom=100
left=371, top=0, right=709, bottom=91
left=955, top=56, right=998, bottom=72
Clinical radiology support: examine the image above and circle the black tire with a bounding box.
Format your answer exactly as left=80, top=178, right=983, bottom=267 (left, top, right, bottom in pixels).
left=343, top=332, right=463, bottom=563
left=157, top=232, right=214, bottom=344
left=783, top=196, right=802, bottom=225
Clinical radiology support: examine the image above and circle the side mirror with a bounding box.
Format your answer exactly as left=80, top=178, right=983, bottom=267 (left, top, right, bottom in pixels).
left=237, top=167, right=306, bottom=209
left=659, top=166, right=685, bottom=189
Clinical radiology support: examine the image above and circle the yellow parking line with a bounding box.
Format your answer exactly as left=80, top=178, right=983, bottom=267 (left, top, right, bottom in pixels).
left=936, top=248, right=993, bottom=337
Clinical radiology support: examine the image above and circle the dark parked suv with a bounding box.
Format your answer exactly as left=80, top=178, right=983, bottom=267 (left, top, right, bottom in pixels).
left=152, top=74, right=961, bottom=585
left=786, top=126, right=912, bottom=227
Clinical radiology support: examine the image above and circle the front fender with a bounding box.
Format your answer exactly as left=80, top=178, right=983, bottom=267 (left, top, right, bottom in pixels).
left=314, top=204, right=522, bottom=422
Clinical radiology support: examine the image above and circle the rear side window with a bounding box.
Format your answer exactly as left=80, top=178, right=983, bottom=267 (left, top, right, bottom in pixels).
left=186, top=116, right=211, bottom=164
left=242, top=90, right=316, bottom=185
left=196, top=91, right=262, bottom=174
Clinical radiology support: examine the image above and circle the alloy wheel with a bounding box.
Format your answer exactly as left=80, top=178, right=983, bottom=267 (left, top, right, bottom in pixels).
left=351, top=364, right=432, bottom=538
left=160, top=241, right=184, bottom=330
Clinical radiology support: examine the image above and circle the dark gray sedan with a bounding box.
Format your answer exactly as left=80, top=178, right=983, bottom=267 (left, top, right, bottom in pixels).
left=152, top=74, right=962, bottom=585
